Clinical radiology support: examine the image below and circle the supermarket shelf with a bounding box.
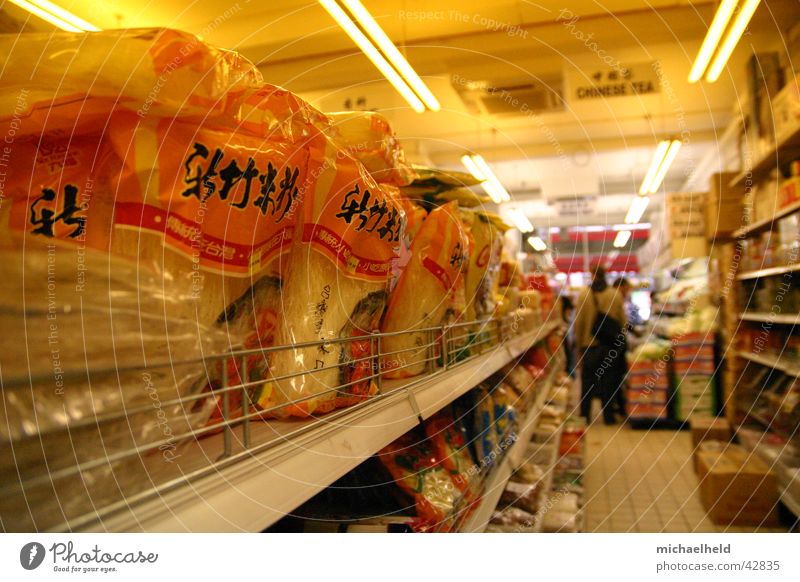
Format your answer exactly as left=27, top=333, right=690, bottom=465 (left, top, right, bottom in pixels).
left=459, top=365, right=559, bottom=533
left=738, top=312, right=800, bottom=325
left=780, top=486, right=800, bottom=518
left=736, top=350, right=800, bottom=378
left=736, top=263, right=800, bottom=281
left=532, top=420, right=567, bottom=533
left=729, top=124, right=800, bottom=190
left=732, top=200, right=800, bottom=239
left=76, top=321, right=563, bottom=533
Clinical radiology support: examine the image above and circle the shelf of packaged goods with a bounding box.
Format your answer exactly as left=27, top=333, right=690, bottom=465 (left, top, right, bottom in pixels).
left=70, top=320, right=563, bottom=533
left=735, top=350, right=800, bottom=378
left=738, top=312, right=800, bottom=325
left=744, top=437, right=800, bottom=518
left=736, top=263, right=800, bottom=281
left=458, top=364, right=560, bottom=533
left=732, top=200, right=800, bottom=240
left=532, top=419, right=567, bottom=533
left=729, top=124, right=800, bottom=190
left=652, top=303, right=688, bottom=317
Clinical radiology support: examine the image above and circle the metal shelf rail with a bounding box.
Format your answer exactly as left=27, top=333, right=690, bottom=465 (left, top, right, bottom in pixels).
left=1, top=312, right=562, bottom=532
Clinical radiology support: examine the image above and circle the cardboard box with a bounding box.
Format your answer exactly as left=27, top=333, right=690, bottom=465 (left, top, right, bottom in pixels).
left=706, top=173, right=745, bottom=239
left=691, top=417, right=730, bottom=447
left=671, top=236, right=708, bottom=260
left=696, top=443, right=780, bottom=526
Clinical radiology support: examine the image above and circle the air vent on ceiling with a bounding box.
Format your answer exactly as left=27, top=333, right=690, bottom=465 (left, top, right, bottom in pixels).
left=453, top=75, right=564, bottom=116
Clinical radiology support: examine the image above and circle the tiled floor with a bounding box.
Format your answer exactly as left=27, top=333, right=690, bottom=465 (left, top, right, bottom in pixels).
left=582, top=422, right=787, bottom=533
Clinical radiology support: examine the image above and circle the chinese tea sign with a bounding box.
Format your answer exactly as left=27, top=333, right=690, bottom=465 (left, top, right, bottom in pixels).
left=572, top=62, right=660, bottom=101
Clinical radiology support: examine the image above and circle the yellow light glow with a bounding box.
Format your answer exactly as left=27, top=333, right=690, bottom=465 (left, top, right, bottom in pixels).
left=613, top=229, right=632, bottom=248
left=340, top=0, right=439, bottom=111
left=639, top=140, right=671, bottom=195
left=527, top=236, right=547, bottom=251
left=9, top=0, right=99, bottom=31
left=687, top=0, right=738, bottom=83
left=472, top=154, right=511, bottom=201
left=319, top=0, right=425, bottom=112
left=705, top=0, right=762, bottom=82
left=648, top=140, right=682, bottom=193
left=625, top=196, right=650, bottom=224
left=461, top=154, right=485, bottom=181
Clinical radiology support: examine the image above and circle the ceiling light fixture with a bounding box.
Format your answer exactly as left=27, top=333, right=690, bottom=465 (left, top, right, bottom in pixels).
left=687, top=0, right=761, bottom=83
left=625, top=196, right=651, bottom=224
left=319, top=0, right=438, bottom=112
left=9, top=0, right=99, bottom=31
left=687, top=0, right=738, bottom=82
left=705, top=0, right=761, bottom=82
left=527, top=236, right=547, bottom=252
left=507, top=208, right=534, bottom=233
left=460, top=153, right=511, bottom=203
left=639, top=139, right=681, bottom=194
left=613, top=230, right=632, bottom=248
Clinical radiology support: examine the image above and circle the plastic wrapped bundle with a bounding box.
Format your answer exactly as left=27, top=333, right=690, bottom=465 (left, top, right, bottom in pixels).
left=0, top=238, right=228, bottom=531
left=381, top=201, right=469, bottom=378
left=262, top=149, right=405, bottom=417
left=462, top=210, right=503, bottom=322
left=325, top=111, right=417, bottom=186
left=425, top=411, right=478, bottom=500
left=0, top=30, right=331, bottom=328
left=377, top=428, right=457, bottom=531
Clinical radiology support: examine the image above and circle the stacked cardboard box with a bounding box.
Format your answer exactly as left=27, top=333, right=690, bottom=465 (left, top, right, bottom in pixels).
left=626, top=360, right=670, bottom=420
left=671, top=333, right=717, bottom=421
left=667, top=192, right=708, bottom=259
left=696, top=442, right=780, bottom=526
left=705, top=173, right=745, bottom=240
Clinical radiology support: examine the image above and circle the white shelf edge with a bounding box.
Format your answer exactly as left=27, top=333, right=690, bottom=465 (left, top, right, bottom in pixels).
left=735, top=350, right=800, bottom=378
left=736, top=263, right=800, bottom=281
left=738, top=312, right=800, bottom=325
left=81, top=321, right=563, bottom=533
left=458, top=365, right=559, bottom=533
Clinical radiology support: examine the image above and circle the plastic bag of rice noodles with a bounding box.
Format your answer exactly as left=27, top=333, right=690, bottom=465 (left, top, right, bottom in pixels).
left=0, top=237, right=228, bottom=531
left=463, top=210, right=504, bottom=322
left=258, top=148, right=405, bottom=417
left=0, top=28, right=261, bottom=137
left=324, top=111, right=417, bottom=186
left=380, top=201, right=470, bottom=378
left=401, top=166, right=482, bottom=198
left=0, top=29, right=327, bottom=328
left=425, top=410, right=479, bottom=502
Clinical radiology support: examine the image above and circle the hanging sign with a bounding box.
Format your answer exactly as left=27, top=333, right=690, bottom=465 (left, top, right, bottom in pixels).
left=572, top=62, right=660, bottom=101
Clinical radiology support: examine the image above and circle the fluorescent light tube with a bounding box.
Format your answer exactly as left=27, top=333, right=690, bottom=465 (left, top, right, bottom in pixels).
left=687, top=0, right=738, bottom=82
left=613, top=230, right=632, bottom=248
left=612, top=223, right=651, bottom=231
left=508, top=208, right=534, bottom=233
left=339, top=0, right=439, bottom=111
left=319, top=0, right=425, bottom=112
left=625, top=196, right=651, bottom=224
left=705, top=0, right=761, bottom=82
left=639, top=140, right=670, bottom=195
left=461, top=154, right=485, bottom=181
left=9, top=0, right=99, bottom=31
left=648, top=140, right=682, bottom=193
left=527, top=236, right=547, bottom=252
left=472, top=155, right=511, bottom=201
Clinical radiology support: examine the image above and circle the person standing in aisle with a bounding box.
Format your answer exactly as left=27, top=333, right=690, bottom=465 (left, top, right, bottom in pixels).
left=560, top=294, right=576, bottom=378
left=610, top=278, right=633, bottom=418
left=574, top=265, right=627, bottom=425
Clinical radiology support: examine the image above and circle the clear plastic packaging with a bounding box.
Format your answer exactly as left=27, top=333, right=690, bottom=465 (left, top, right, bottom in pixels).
left=381, top=201, right=469, bottom=378
left=325, top=111, right=417, bottom=186
left=0, top=238, right=229, bottom=531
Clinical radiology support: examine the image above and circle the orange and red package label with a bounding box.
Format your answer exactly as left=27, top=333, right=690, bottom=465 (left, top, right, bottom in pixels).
left=1, top=114, right=313, bottom=277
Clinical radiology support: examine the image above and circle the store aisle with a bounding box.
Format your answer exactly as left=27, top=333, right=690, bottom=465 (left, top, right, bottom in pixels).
left=582, top=424, right=787, bottom=533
